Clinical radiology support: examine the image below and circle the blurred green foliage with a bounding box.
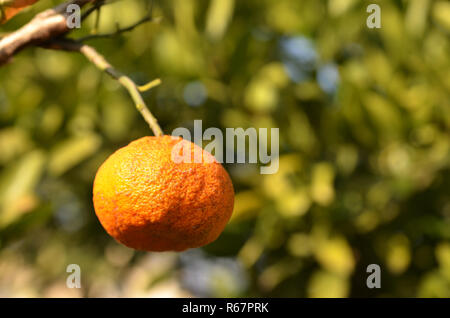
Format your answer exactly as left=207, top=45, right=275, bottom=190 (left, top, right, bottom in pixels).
left=0, top=0, right=450, bottom=297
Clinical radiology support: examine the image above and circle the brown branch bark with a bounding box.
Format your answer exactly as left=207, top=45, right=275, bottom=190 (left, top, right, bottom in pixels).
left=41, top=39, right=163, bottom=136
left=0, top=0, right=93, bottom=65
left=0, top=0, right=163, bottom=136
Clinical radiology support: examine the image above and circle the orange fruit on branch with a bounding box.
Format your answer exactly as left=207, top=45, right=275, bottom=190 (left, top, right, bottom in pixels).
left=1, top=0, right=40, bottom=24
left=93, top=135, right=235, bottom=252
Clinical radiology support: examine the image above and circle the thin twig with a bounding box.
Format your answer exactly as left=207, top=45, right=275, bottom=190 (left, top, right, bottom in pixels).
left=138, top=78, right=161, bottom=92
left=0, top=0, right=164, bottom=136
left=45, top=39, right=163, bottom=136
left=80, top=0, right=109, bottom=21
left=76, top=15, right=160, bottom=42
left=0, top=0, right=94, bottom=65
left=92, top=5, right=101, bottom=34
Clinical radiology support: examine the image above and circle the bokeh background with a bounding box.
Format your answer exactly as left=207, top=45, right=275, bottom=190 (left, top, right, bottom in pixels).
left=0, top=0, right=450, bottom=297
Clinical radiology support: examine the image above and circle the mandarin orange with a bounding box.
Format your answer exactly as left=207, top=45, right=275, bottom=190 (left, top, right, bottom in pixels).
left=93, top=135, right=234, bottom=251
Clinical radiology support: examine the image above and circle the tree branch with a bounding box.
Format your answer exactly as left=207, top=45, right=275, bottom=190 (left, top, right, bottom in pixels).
left=45, top=39, right=163, bottom=137
left=76, top=14, right=160, bottom=42
left=0, top=0, right=94, bottom=65
left=0, top=0, right=163, bottom=136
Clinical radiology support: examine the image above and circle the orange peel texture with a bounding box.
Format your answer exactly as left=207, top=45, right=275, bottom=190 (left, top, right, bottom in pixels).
left=93, top=135, right=235, bottom=252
